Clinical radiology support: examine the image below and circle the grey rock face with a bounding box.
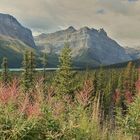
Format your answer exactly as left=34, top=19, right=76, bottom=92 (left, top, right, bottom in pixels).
left=0, top=13, right=36, bottom=48
left=35, top=26, right=131, bottom=66
left=125, top=46, right=140, bottom=60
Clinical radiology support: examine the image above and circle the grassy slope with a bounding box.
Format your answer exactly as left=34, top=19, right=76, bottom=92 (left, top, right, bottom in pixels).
left=0, top=36, right=36, bottom=68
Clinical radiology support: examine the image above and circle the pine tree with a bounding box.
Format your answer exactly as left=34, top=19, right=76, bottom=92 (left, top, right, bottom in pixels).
left=93, top=71, right=98, bottom=95
left=42, top=53, right=48, bottom=97
left=121, top=62, right=134, bottom=113
left=1, top=57, right=9, bottom=85
left=96, top=67, right=104, bottom=95
left=42, top=53, right=48, bottom=80
left=123, top=62, right=133, bottom=92
left=21, top=51, right=36, bottom=92
left=28, top=51, right=36, bottom=85
left=130, top=65, right=137, bottom=94
left=22, top=51, right=30, bottom=92
left=54, top=43, right=76, bottom=99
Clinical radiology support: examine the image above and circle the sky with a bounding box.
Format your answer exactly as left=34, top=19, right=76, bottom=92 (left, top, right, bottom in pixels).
left=0, top=0, right=140, bottom=47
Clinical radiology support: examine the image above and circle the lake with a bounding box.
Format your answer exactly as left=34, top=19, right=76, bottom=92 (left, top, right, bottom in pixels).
left=0, top=68, right=59, bottom=72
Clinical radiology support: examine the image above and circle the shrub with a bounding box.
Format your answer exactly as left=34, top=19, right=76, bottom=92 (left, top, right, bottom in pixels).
left=123, top=96, right=140, bottom=137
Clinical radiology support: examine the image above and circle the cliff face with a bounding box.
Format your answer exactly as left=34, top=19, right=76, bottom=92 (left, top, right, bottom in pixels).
left=35, top=26, right=131, bottom=66
left=0, top=13, right=37, bottom=68
left=0, top=13, right=36, bottom=48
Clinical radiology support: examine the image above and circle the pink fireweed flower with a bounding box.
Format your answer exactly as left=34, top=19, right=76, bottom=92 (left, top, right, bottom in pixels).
left=76, top=80, right=93, bottom=107
left=138, top=68, right=140, bottom=74
left=135, top=78, right=140, bottom=90
left=26, top=102, right=41, bottom=118
left=19, top=94, right=29, bottom=114
left=9, top=80, right=19, bottom=99
left=52, top=101, right=65, bottom=117
left=113, top=89, right=121, bottom=104
left=135, top=78, right=140, bottom=97
left=0, top=79, right=19, bottom=105
left=19, top=93, right=42, bottom=118
left=0, top=86, right=11, bottom=104
left=135, top=67, right=140, bottom=97
left=125, top=91, right=133, bottom=104
left=47, top=86, right=55, bottom=105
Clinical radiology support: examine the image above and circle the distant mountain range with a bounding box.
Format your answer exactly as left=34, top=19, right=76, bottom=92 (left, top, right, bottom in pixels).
left=35, top=26, right=132, bottom=67
left=125, top=46, right=140, bottom=60
left=0, top=13, right=139, bottom=68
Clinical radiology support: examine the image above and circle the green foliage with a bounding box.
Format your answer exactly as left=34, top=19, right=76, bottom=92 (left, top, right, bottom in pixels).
left=41, top=53, right=48, bottom=97
left=21, top=51, right=36, bottom=93
left=54, top=43, right=77, bottom=99
left=123, top=97, right=140, bottom=136
left=42, top=53, right=48, bottom=79
left=28, top=51, right=36, bottom=84
left=1, top=57, right=10, bottom=84
left=123, top=62, right=133, bottom=92
left=0, top=37, right=35, bottom=68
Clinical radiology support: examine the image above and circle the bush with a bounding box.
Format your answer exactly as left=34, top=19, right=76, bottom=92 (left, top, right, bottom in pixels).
left=123, top=97, right=140, bottom=137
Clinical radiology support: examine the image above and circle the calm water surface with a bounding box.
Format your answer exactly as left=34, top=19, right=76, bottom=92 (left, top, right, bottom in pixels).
left=0, top=68, right=58, bottom=72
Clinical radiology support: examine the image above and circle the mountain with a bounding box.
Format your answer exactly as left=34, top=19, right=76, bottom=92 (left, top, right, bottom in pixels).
left=0, top=35, right=37, bottom=68
left=0, top=13, right=37, bottom=68
left=35, top=26, right=131, bottom=67
left=125, top=46, right=140, bottom=60
left=0, top=13, right=134, bottom=68
left=0, top=13, right=36, bottom=48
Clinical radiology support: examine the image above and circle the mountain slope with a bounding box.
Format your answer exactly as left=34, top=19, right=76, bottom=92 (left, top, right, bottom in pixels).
left=0, top=35, right=36, bottom=68
left=0, top=13, right=37, bottom=68
left=35, top=27, right=131, bottom=66
left=35, top=26, right=131, bottom=67
left=0, top=13, right=36, bottom=48
left=125, top=46, right=140, bottom=60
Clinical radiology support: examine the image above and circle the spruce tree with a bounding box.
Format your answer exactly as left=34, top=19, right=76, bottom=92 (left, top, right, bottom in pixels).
left=22, top=51, right=36, bottom=92
left=123, top=62, right=133, bottom=92
left=28, top=51, right=36, bottom=85
left=93, top=71, right=98, bottom=95
left=22, top=51, right=30, bottom=92
left=42, top=53, right=48, bottom=80
left=121, top=62, right=134, bottom=113
left=1, top=57, right=9, bottom=85
left=54, top=43, right=76, bottom=99
left=130, top=65, right=137, bottom=94
left=96, top=67, right=104, bottom=95
left=42, top=53, right=48, bottom=97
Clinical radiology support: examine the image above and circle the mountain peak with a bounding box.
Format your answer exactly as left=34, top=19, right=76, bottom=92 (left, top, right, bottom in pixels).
left=80, top=26, right=90, bottom=31
left=0, top=13, right=36, bottom=48
left=35, top=26, right=131, bottom=66
left=98, top=28, right=107, bottom=36
left=0, top=13, right=21, bottom=26
left=66, top=26, right=76, bottom=32
left=0, top=13, right=13, bottom=18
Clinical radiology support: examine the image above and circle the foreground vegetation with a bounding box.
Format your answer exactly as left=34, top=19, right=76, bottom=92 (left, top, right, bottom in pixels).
left=0, top=44, right=139, bottom=140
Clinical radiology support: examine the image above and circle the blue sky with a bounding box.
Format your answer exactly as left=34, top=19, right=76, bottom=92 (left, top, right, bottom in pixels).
left=0, top=0, right=140, bottom=47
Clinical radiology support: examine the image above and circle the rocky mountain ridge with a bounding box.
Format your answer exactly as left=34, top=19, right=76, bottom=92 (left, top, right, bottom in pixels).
left=0, top=13, right=36, bottom=48
left=35, top=26, right=131, bottom=67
